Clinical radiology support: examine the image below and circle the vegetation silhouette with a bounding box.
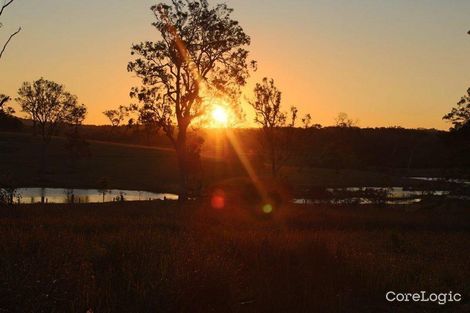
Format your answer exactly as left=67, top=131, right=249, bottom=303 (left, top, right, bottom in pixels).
left=0, top=0, right=20, bottom=61
left=16, top=78, right=86, bottom=144
left=97, top=177, right=110, bottom=203
left=443, top=87, right=470, bottom=131
left=335, top=112, right=358, bottom=128
left=0, top=173, right=20, bottom=206
left=103, top=105, right=135, bottom=128
left=16, top=78, right=87, bottom=179
left=0, top=94, right=21, bottom=130
left=249, top=77, right=300, bottom=177
left=127, top=0, right=253, bottom=199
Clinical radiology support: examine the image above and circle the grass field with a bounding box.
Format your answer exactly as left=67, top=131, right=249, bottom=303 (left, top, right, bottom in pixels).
left=0, top=131, right=240, bottom=193
left=0, top=131, right=447, bottom=195
left=0, top=200, right=469, bottom=313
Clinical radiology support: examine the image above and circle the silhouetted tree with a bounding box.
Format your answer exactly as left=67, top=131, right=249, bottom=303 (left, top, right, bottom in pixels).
left=443, top=87, right=470, bottom=131
left=0, top=0, right=21, bottom=61
left=301, top=121, right=322, bottom=130
left=302, top=114, right=312, bottom=129
left=136, top=104, right=159, bottom=143
left=0, top=173, right=20, bottom=206
left=103, top=105, right=132, bottom=127
left=16, top=78, right=86, bottom=175
left=0, top=94, right=21, bottom=130
left=335, top=112, right=357, bottom=128
left=0, top=94, right=13, bottom=114
left=0, top=94, right=13, bottom=117
left=96, top=177, right=109, bottom=203
left=65, top=104, right=90, bottom=168
left=128, top=0, right=252, bottom=198
left=312, top=123, right=322, bottom=129
left=186, top=134, right=205, bottom=195
left=250, top=77, right=298, bottom=177
left=17, top=78, right=86, bottom=143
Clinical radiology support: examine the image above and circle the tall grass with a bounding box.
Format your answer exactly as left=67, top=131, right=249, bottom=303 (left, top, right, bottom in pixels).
left=0, top=201, right=469, bottom=312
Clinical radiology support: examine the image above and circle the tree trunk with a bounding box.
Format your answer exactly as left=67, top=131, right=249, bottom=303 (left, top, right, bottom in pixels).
left=175, top=124, right=189, bottom=201
left=176, top=145, right=189, bottom=201
left=39, top=142, right=48, bottom=181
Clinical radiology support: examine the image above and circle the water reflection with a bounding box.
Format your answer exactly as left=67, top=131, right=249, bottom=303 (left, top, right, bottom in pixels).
left=409, top=177, right=470, bottom=185
left=293, top=198, right=423, bottom=205
left=294, top=187, right=450, bottom=206
left=16, top=188, right=178, bottom=204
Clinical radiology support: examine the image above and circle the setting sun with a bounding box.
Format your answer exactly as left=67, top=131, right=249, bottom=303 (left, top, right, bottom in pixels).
left=211, top=106, right=229, bottom=126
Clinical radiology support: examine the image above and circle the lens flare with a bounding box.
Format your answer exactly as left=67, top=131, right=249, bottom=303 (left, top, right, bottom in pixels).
left=262, top=204, right=273, bottom=214
left=211, top=190, right=226, bottom=210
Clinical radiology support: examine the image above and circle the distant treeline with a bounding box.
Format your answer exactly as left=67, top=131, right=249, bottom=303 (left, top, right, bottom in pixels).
left=229, top=127, right=470, bottom=170
left=279, top=127, right=469, bottom=169
left=4, top=120, right=470, bottom=170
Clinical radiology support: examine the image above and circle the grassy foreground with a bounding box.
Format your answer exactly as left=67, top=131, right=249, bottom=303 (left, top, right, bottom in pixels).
left=0, top=201, right=469, bottom=313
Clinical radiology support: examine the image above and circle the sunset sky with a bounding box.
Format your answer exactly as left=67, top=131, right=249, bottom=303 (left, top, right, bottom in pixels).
left=0, top=0, right=469, bottom=129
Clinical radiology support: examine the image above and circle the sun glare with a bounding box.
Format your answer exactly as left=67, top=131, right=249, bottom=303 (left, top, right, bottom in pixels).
left=211, top=106, right=229, bottom=126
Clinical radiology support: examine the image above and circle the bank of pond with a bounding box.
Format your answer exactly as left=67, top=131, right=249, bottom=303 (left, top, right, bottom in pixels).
left=4, top=176, right=470, bottom=206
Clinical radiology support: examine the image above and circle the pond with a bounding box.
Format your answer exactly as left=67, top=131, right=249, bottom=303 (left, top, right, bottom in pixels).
left=409, top=177, right=470, bottom=185
left=7, top=182, right=469, bottom=206
left=293, top=187, right=450, bottom=205
left=14, top=188, right=179, bottom=204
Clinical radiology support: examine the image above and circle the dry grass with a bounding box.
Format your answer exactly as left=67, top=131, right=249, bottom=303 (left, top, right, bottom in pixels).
left=0, top=201, right=469, bottom=313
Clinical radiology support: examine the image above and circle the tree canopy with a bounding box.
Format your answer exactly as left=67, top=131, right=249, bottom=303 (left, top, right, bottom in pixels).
left=250, top=77, right=299, bottom=177
left=0, top=94, right=13, bottom=115
left=128, top=0, right=253, bottom=196
left=443, top=87, right=470, bottom=131
left=16, top=78, right=86, bottom=143
left=128, top=0, right=252, bottom=142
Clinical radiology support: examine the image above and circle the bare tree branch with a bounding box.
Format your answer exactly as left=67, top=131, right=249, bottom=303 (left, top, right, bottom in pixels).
left=0, top=0, right=15, bottom=17
left=0, top=26, right=20, bottom=60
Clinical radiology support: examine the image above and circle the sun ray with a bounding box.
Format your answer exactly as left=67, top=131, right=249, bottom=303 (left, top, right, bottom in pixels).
left=225, top=129, right=270, bottom=205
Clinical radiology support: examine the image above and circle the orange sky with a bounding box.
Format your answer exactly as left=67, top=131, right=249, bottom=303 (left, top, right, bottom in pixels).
left=0, top=0, right=469, bottom=129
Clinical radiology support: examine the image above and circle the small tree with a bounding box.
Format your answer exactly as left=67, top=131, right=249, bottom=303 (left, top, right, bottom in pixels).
left=0, top=94, right=13, bottom=114
left=96, top=177, right=109, bottom=203
left=443, top=87, right=470, bottom=131
left=0, top=93, right=21, bottom=130
left=0, top=0, right=21, bottom=61
left=128, top=0, right=252, bottom=198
left=65, top=104, right=90, bottom=168
left=16, top=78, right=86, bottom=143
left=0, top=173, right=20, bottom=206
left=335, top=112, right=357, bottom=128
left=250, top=77, right=298, bottom=177
left=302, top=114, right=312, bottom=129
left=103, top=105, right=132, bottom=127
left=16, top=78, right=86, bottom=174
